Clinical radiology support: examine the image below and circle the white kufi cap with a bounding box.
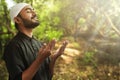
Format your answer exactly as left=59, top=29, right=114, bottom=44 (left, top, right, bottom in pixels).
left=10, top=3, right=29, bottom=22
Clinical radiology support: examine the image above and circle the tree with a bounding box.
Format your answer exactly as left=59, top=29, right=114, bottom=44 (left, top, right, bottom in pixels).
left=0, top=0, right=15, bottom=57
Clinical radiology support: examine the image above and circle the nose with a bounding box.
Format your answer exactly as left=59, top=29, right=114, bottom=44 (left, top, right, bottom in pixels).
left=32, top=10, right=36, bottom=16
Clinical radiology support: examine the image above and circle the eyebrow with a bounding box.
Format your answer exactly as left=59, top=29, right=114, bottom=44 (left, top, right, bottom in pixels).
left=25, top=8, right=34, bottom=11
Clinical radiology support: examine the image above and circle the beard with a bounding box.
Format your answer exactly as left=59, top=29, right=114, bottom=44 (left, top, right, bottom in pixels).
left=20, top=15, right=40, bottom=29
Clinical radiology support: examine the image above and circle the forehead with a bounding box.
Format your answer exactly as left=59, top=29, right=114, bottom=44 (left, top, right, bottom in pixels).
left=20, top=5, right=33, bottom=13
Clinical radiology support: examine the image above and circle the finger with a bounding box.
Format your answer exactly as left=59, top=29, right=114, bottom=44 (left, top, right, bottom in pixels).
left=41, top=45, right=51, bottom=57
left=44, top=43, right=52, bottom=54
left=48, top=39, right=56, bottom=50
left=43, top=43, right=47, bottom=46
left=58, top=44, right=66, bottom=53
left=41, top=43, right=46, bottom=49
left=55, top=45, right=65, bottom=56
left=63, top=40, right=68, bottom=46
left=40, top=43, right=49, bottom=54
left=61, top=40, right=68, bottom=49
left=39, top=46, right=45, bottom=54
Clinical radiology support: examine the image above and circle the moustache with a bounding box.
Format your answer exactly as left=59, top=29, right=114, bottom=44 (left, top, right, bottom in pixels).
left=31, top=15, right=37, bottom=19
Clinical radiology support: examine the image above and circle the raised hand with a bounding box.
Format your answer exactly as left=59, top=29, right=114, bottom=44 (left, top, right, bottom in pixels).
left=49, top=40, right=68, bottom=76
left=53, top=40, right=68, bottom=59
left=38, top=39, right=56, bottom=60
left=38, top=40, right=68, bottom=61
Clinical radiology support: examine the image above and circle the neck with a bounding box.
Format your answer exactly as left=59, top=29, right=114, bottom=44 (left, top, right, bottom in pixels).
left=19, top=26, right=33, bottom=38
left=23, top=29, right=33, bottom=38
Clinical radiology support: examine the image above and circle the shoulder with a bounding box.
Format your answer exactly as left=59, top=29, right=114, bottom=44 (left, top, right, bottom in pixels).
left=5, top=36, right=20, bottom=49
left=3, top=34, right=22, bottom=56
left=3, top=39, right=20, bottom=61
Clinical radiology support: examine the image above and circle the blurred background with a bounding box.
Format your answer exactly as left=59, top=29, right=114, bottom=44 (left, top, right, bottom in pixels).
left=0, top=0, right=120, bottom=80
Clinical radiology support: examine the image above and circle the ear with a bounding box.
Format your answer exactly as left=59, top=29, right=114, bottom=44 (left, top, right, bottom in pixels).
left=14, top=17, right=21, bottom=23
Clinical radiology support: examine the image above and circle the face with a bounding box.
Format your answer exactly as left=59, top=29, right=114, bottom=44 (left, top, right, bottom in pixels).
left=18, top=5, right=39, bottom=28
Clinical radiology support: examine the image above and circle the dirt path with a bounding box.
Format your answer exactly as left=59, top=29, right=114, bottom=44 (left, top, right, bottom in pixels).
left=53, top=41, right=120, bottom=80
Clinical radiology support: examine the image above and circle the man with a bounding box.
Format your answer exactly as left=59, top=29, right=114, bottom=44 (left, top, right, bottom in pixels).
left=3, top=3, right=68, bottom=80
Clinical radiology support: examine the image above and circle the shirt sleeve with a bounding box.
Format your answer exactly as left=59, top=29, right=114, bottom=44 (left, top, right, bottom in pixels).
left=45, top=57, right=52, bottom=79
left=3, top=42, right=25, bottom=80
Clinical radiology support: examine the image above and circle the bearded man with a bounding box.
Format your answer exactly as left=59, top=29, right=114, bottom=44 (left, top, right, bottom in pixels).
left=3, top=3, right=68, bottom=80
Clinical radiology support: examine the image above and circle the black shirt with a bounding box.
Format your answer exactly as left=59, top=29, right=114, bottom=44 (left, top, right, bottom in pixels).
left=3, top=32, right=51, bottom=80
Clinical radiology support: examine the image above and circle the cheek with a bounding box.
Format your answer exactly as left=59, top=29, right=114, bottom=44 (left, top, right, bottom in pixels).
left=22, top=13, right=32, bottom=20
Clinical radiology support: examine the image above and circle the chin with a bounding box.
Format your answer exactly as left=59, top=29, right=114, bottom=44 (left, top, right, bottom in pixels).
left=33, top=22, right=40, bottom=27
left=25, top=23, right=40, bottom=29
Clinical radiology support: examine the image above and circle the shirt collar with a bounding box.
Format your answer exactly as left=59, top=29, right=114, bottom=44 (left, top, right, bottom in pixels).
left=17, top=31, right=33, bottom=40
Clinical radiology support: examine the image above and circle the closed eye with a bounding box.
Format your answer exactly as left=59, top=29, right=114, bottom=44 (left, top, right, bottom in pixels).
left=25, top=8, right=34, bottom=13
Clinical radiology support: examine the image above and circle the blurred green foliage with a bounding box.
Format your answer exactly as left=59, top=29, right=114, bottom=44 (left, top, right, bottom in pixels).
left=33, top=26, right=63, bottom=42
left=0, top=62, right=8, bottom=80
left=83, top=51, right=97, bottom=68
